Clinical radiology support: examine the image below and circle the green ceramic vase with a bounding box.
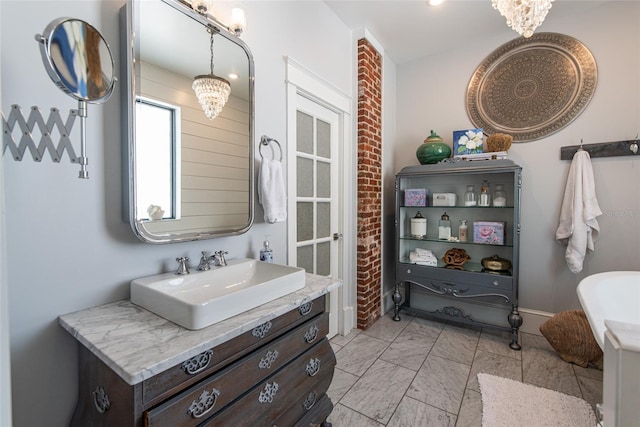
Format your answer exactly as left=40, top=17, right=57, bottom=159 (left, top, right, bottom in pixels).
left=416, top=130, right=451, bottom=164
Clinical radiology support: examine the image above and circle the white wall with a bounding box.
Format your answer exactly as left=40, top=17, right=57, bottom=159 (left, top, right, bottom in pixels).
left=0, top=2, right=13, bottom=422
left=395, top=1, right=640, bottom=314
left=1, top=1, right=352, bottom=425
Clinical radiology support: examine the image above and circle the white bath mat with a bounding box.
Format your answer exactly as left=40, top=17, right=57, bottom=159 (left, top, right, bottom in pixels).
left=477, top=373, right=596, bottom=427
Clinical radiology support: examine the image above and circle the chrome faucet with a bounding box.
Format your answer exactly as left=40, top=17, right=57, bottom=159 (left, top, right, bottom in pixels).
left=196, top=251, right=214, bottom=271
left=213, top=250, right=228, bottom=267
left=175, top=257, right=190, bottom=275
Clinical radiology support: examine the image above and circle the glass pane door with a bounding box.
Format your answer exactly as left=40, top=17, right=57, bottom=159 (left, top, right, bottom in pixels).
left=293, top=98, right=338, bottom=277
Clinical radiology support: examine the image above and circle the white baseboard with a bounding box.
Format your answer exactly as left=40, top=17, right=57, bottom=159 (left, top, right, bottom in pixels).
left=518, top=307, right=554, bottom=336
left=382, top=287, right=396, bottom=315
left=341, top=305, right=355, bottom=336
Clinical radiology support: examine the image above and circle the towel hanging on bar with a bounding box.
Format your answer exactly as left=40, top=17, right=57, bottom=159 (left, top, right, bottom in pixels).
left=258, top=135, right=286, bottom=223
left=556, top=149, right=602, bottom=274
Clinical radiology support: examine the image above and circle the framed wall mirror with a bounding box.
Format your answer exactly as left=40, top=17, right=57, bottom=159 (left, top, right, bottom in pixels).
left=121, top=0, right=255, bottom=243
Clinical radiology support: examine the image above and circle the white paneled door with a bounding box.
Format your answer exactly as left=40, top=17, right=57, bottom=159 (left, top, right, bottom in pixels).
left=288, top=95, right=341, bottom=337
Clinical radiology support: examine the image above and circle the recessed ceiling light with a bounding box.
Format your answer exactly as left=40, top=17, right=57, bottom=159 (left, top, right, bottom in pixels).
left=228, top=73, right=239, bottom=80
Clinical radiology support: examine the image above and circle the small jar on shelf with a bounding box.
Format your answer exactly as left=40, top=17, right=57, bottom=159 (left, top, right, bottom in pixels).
left=493, top=184, right=507, bottom=207
left=410, top=211, right=427, bottom=238
left=478, top=180, right=491, bottom=207
left=438, top=212, right=451, bottom=240
left=464, top=185, right=477, bottom=206
left=459, top=219, right=468, bottom=242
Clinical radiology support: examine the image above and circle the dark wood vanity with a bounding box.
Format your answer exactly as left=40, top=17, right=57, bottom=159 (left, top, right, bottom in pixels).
left=60, top=277, right=340, bottom=426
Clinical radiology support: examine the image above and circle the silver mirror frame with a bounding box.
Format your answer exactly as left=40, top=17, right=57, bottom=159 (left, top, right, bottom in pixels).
left=120, top=0, right=255, bottom=244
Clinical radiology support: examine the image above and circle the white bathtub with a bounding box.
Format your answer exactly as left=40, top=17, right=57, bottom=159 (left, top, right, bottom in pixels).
left=577, top=271, right=640, bottom=349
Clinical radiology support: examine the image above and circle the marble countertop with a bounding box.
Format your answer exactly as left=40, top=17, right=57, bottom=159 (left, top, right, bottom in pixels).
left=59, top=273, right=342, bottom=385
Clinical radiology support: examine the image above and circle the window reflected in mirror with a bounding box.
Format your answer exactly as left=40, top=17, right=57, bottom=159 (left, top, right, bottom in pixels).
left=135, top=97, right=180, bottom=221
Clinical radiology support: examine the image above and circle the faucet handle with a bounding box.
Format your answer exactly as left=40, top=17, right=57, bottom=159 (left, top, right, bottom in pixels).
left=214, top=250, right=228, bottom=266
left=175, top=257, right=190, bottom=275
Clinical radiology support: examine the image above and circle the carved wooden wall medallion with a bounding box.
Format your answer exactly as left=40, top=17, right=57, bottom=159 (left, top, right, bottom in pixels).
left=466, top=33, right=597, bottom=142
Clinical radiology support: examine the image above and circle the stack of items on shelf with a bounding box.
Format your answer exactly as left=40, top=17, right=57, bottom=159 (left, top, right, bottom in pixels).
left=409, top=248, right=437, bottom=266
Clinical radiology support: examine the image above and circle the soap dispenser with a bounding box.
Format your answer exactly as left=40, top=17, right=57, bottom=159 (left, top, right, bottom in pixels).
left=260, top=240, right=274, bottom=263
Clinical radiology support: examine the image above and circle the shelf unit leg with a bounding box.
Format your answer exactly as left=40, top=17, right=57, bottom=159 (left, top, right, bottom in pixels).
left=392, top=283, right=402, bottom=321
left=508, top=305, right=523, bottom=350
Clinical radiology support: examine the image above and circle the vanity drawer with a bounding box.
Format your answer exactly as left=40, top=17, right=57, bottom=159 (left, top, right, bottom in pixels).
left=143, top=295, right=325, bottom=406
left=198, top=339, right=336, bottom=427
left=144, top=314, right=330, bottom=426
left=272, top=386, right=333, bottom=427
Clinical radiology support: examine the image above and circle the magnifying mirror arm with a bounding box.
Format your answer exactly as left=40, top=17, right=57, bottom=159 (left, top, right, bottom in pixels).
left=77, top=100, right=89, bottom=179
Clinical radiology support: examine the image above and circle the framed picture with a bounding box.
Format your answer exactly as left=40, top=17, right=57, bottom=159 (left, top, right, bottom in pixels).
left=453, top=128, right=484, bottom=157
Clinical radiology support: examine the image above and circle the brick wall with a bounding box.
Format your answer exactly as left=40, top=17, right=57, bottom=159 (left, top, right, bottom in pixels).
left=356, top=38, right=382, bottom=330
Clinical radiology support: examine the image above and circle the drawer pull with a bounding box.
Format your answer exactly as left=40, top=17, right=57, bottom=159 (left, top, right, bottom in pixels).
left=181, top=349, right=213, bottom=375
left=298, top=300, right=313, bottom=316
left=304, top=325, right=319, bottom=343
left=187, top=388, right=220, bottom=419
left=252, top=321, right=273, bottom=339
left=258, top=382, right=279, bottom=404
left=258, top=349, right=279, bottom=369
left=303, top=391, right=317, bottom=411
left=92, top=386, right=111, bottom=414
left=305, top=358, right=321, bottom=377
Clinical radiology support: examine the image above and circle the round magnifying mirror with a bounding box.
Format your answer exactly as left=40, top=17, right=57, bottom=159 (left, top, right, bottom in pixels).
left=36, top=17, right=116, bottom=103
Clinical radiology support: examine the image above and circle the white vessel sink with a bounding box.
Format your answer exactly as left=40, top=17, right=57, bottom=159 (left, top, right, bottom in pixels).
left=131, top=258, right=306, bottom=330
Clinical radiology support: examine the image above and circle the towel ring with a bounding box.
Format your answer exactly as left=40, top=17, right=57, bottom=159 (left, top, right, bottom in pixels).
left=259, top=135, right=283, bottom=162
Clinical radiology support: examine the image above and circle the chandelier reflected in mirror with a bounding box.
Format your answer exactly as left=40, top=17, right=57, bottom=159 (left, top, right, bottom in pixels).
left=192, top=29, right=231, bottom=120
left=492, top=0, right=554, bottom=38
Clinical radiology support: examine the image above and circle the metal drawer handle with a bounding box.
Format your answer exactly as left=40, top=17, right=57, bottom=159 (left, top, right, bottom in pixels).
left=252, top=321, right=273, bottom=339
left=304, top=325, right=319, bottom=344
left=181, top=349, right=214, bottom=375
left=303, top=391, right=317, bottom=411
left=187, top=388, right=220, bottom=419
left=305, top=358, right=321, bottom=377
left=258, top=349, right=279, bottom=369
left=258, top=382, right=279, bottom=404
left=298, top=300, right=313, bottom=316
left=92, top=386, right=110, bottom=414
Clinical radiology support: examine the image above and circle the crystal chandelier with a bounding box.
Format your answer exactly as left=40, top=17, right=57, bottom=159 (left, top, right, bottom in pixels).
left=192, top=30, right=231, bottom=120
left=492, top=0, right=554, bottom=38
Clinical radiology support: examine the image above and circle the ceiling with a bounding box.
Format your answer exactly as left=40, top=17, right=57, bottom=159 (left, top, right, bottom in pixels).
left=323, top=0, right=609, bottom=65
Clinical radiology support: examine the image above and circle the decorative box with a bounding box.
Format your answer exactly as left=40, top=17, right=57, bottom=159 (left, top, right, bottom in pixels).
left=404, top=189, right=428, bottom=206
left=432, top=193, right=457, bottom=207
left=473, top=221, right=505, bottom=245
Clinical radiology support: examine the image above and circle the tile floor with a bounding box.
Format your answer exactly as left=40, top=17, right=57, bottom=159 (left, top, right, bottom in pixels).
left=326, top=311, right=603, bottom=426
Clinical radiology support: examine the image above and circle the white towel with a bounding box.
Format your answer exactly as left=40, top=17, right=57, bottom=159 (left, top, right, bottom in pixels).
left=410, top=249, right=437, bottom=266
left=258, top=158, right=287, bottom=224
left=555, top=150, right=602, bottom=274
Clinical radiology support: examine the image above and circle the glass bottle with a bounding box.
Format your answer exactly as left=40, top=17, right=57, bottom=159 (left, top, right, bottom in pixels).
left=438, top=212, right=452, bottom=240
left=410, top=211, right=427, bottom=238
left=478, top=180, right=491, bottom=207
left=464, top=185, right=477, bottom=207
left=493, top=184, right=507, bottom=207
left=459, top=219, right=468, bottom=242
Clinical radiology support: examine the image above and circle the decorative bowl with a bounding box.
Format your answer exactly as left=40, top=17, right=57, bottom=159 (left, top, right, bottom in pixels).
left=481, top=254, right=512, bottom=271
